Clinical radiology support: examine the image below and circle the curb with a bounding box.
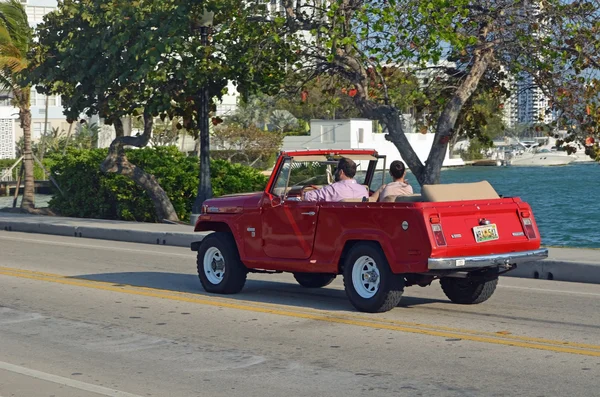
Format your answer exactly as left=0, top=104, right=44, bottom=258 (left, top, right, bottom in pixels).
left=0, top=220, right=206, bottom=248
left=506, top=260, right=600, bottom=284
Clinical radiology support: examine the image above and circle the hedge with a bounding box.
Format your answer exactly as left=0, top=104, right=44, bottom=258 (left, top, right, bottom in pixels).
left=46, top=147, right=268, bottom=222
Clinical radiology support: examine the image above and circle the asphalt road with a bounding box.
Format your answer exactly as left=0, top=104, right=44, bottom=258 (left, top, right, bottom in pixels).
left=0, top=231, right=599, bottom=397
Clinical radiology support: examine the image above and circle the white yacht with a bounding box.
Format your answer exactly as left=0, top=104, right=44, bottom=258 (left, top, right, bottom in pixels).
left=508, top=142, right=577, bottom=166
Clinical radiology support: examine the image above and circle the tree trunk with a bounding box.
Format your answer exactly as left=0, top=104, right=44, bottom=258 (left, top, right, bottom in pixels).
left=192, top=81, right=212, bottom=214
left=424, top=47, right=494, bottom=184
left=40, top=94, right=49, bottom=162
left=19, top=105, right=35, bottom=210
left=382, top=109, right=427, bottom=185
left=354, top=97, right=427, bottom=185
left=62, top=121, right=74, bottom=156
left=100, top=113, right=179, bottom=222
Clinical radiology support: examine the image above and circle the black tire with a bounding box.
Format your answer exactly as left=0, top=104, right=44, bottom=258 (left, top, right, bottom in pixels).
left=293, top=273, right=336, bottom=288
left=440, top=276, right=498, bottom=304
left=197, top=232, right=247, bottom=294
left=343, top=242, right=404, bottom=313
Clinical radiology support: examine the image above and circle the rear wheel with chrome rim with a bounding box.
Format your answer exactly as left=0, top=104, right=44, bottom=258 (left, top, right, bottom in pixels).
left=197, top=232, right=247, bottom=294
left=343, top=242, right=404, bottom=313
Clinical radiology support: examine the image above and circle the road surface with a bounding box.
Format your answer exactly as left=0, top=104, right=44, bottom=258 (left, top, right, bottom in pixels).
left=0, top=231, right=599, bottom=396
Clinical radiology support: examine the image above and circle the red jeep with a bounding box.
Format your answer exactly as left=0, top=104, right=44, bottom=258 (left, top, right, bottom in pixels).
left=191, top=149, right=547, bottom=312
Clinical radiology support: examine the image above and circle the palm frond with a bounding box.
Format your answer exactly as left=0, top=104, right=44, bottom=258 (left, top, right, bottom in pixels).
left=0, top=0, right=31, bottom=55
left=0, top=54, right=26, bottom=72
left=0, top=70, right=16, bottom=92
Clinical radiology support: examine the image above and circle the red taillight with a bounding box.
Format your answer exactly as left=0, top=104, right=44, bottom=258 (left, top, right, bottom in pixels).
left=522, top=217, right=537, bottom=239
left=429, top=215, right=441, bottom=224
left=431, top=223, right=447, bottom=246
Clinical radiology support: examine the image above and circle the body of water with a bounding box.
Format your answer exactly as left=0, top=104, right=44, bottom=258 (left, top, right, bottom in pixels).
left=1, top=163, right=598, bottom=248
left=0, top=194, right=52, bottom=209
left=416, top=163, right=600, bottom=248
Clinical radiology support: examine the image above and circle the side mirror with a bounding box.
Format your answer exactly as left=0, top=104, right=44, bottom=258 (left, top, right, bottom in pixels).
left=271, top=195, right=283, bottom=207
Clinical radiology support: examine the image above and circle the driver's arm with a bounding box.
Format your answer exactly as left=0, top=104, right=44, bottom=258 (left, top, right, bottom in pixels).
left=304, top=184, right=336, bottom=202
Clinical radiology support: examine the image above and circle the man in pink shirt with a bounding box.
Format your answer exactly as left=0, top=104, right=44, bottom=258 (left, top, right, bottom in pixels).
left=304, top=157, right=369, bottom=202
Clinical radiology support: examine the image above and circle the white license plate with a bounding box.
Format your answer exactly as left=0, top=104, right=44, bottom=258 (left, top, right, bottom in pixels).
left=473, top=224, right=499, bottom=243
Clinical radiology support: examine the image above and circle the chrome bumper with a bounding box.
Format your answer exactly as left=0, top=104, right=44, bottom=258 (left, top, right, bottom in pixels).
left=428, top=249, right=548, bottom=271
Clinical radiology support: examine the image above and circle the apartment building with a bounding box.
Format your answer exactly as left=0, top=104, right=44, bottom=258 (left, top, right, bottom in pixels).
left=0, top=0, right=63, bottom=159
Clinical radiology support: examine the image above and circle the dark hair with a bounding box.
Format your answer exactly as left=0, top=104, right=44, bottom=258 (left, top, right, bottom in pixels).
left=389, top=160, right=406, bottom=180
left=337, top=157, right=357, bottom=178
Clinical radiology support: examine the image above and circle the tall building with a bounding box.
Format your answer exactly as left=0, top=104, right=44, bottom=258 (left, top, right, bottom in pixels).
left=0, top=0, right=64, bottom=160
left=514, top=0, right=555, bottom=127
left=517, top=80, right=554, bottom=125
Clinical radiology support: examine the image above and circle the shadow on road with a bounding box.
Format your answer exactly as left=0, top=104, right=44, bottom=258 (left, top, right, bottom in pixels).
left=72, top=271, right=445, bottom=312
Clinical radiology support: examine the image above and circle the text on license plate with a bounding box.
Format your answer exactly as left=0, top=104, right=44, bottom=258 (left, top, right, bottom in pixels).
left=473, top=224, right=499, bottom=243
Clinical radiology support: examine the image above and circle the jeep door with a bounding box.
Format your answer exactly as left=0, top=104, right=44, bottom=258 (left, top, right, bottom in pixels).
left=261, top=200, right=319, bottom=259
left=261, top=157, right=320, bottom=259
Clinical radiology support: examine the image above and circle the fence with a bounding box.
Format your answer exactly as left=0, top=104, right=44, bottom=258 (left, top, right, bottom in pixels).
left=1, top=167, right=14, bottom=181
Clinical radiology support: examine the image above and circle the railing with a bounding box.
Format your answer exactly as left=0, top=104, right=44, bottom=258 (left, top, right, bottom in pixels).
left=0, top=157, right=22, bottom=181
left=0, top=167, right=12, bottom=181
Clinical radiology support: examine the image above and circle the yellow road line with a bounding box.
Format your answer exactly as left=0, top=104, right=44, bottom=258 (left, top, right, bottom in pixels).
left=1, top=266, right=600, bottom=357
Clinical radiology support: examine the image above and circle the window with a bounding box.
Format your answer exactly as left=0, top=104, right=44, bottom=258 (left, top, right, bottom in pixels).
left=26, top=6, right=55, bottom=25
left=0, top=92, right=11, bottom=107
left=320, top=125, right=335, bottom=143
left=30, top=88, right=60, bottom=107
left=358, top=128, right=364, bottom=144
left=271, top=158, right=291, bottom=196
left=32, top=122, right=51, bottom=140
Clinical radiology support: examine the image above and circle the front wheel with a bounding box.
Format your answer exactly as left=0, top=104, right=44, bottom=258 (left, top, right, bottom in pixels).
left=343, top=242, right=404, bottom=313
left=440, top=276, right=498, bottom=304
left=293, top=273, right=336, bottom=288
left=197, top=232, right=247, bottom=294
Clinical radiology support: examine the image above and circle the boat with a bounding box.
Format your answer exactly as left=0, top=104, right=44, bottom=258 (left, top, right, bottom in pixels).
left=507, top=142, right=576, bottom=166
left=471, top=159, right=505, bottom=166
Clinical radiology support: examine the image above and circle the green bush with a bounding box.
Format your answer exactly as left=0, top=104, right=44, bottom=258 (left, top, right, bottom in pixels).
left=211, top=159, right=268, bottom=197
left=47, top=147, right=268, bottom=222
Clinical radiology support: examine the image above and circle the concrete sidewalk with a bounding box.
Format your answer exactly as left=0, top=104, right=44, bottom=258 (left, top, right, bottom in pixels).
left=1, top=212, right=599, bottom=283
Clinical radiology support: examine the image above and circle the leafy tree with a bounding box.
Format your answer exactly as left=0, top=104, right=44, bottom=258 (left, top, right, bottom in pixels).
left=547, top=80, right=600, bottom=160
left=281, top=0, right=600, bottom=184
left=29, top=0, right=297, bottom=220
left=72, top=122, right=99, bottom=150
left=212, top=123, right=283, bottom=168
left=275, top=76, right=362, bottom=124
left=0, top=0, right=34, bottom=209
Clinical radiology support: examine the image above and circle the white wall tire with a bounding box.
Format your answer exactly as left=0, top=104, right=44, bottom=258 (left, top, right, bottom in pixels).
left=203, top=247, right=226, bottom=285
left=351, top=256, right=381, bottom=298
left=197, top=232, right=247, bottom=294
left=343, top=242, right=404, bottom=313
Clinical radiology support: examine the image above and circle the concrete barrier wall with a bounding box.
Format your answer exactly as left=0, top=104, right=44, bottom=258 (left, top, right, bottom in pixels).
left=505, top=260, right=600, bottom=284
left=0, top=218, right=207, bottom=248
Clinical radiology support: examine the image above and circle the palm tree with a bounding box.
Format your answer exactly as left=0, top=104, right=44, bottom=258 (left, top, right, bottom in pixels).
left=0, top=0, right=34, bottom=210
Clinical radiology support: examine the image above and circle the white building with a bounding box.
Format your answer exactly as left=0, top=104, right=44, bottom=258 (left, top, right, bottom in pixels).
left=282, top=118, right=465, bottom=169
left=0, top=0, right=64, bottom=159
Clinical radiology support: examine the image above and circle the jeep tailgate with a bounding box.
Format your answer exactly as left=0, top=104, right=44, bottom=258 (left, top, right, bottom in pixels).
left=422, top=198, right=542, bottom=259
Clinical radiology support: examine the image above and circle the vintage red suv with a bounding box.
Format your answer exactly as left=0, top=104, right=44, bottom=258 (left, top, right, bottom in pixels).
left=191, top=149, right=548, bottom=312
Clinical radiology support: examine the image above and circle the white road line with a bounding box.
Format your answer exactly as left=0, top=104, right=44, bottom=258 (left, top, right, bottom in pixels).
left=0, top=361, right=145, bottom=397
left=501, top=285, right=600, bottom=297
left=0, top=234, right=195, bottom=258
